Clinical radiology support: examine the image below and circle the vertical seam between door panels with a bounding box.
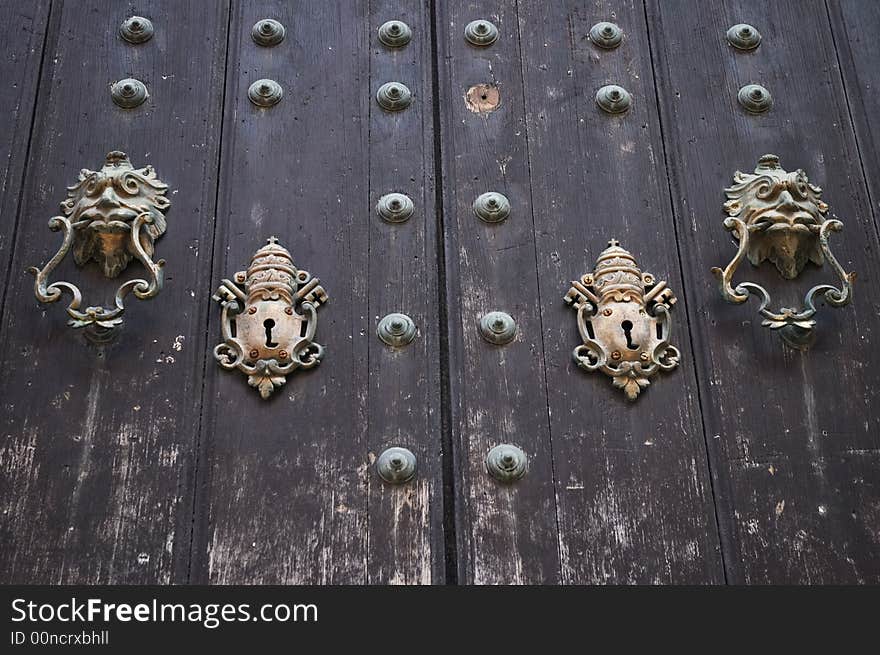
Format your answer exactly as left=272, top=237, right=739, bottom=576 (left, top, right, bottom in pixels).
left=0, top=0, right=54, bottom=326
left=429, top=0, right=460, bottom=585
left=823, top=0, right=880, bottom=240
left=642, top=0, right=729, bottom=584
left=185, top=0, right=234, bottom=584
left=513, top=0, right=564, bottom=584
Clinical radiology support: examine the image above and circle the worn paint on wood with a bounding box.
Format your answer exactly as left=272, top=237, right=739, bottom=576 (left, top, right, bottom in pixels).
left=0, top=1, right=50, bottom=310
left=515, top=0, right=723, bottom=584
left=646, top=0, right=880, bottom=583
left=189, top=0, right=444, bottom=585
left=0, top=0, right=229, bottom=583
left=1, top=0, right=878, bottom=585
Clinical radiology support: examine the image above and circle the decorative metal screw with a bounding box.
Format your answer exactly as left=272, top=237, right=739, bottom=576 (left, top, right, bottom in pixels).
left=378, top=312, right=417, bottom=347
left=376, top=193, right=414, bottom=223
left=603, top=308, right=613, bottom=316
left=464, top=19, right=499, bottom=46
left=596, top=84, right=631, bottom=114
left=120, top=16, right=154, bottom=44
left=737, top=83, right=772, bottom=113
left=726, top=23, right=761, bottom=51
left=378, top=20, right=412, bottom=48
left=248, top=306, right=258, bottom=314
left=284, top=307, right=294, bottom=315
left=485, top=444, right=528, bottom=483
left=248, top=79, right=283, bottom=108
left=376, top=82, right=412, bottom=111
left=249, top=349, right=260, bottom=360
left=111, top=78, right=148, bottom=109
left=473, top=192, right=511, bottom=223
left=252, top=19, right=285, bottom=47
left=376, top=447, right=417, bottom=484
left=479, top=311, right=517, bottom=345
left=589, top=21, right=622, bottom=49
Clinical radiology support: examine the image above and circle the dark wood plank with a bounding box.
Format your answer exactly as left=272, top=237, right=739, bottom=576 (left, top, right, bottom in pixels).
left=190, top=0, right=444, bottom=584
left=0, top=1, right=50, bottom=308
left=0, top=1, right=230, bottom=583
left=515, top=0, right=723, bottom=583
left=647, top=0, right=880, bottom=583
left=830, top=1, right=880, bottom=235
left=436, top=0, right=562, bottom=584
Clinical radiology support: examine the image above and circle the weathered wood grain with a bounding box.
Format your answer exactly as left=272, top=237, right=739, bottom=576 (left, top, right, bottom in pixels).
left=0, top=1, right=230, bottom=583
left=830, top=1, right=880, bottom=236
left=0, top=1, right=50, bottom=311
left=190, top=0, right=444, bottom=584
left=515, top=0, right=723, bottom=583
left=647, top=0, right=880, bottom=582
left=436, top=0, right=562, bottom=584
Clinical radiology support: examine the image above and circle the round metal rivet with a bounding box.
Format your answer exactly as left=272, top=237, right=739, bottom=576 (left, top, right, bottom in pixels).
left=376, top=193, right=414, bottom=223
left=464, top=19, right=498, bottom=46
left=486, top=444, right=528, bottom=483
left=252, top=19, right=285, bottom=47
left=727, top=23, right=761, bottom=51
left=119, top=16, right=154, bottom=44
left=248, top=79, right=283, bottom=108
left=111, top=78, right=148, bottom=109
left=376, top=81, right=412, bottom=111
left=473, top=192, right=510, bottom=223
left=589, top=21, right=622, bottom=49
left=376, top=447, right=417, bottom=484
left=378, top=20, right=412, bottom=48
left=378, top=313, right=417, bottom=347
left=737, top=83, right=772, bottom=113
left=479, top=311, right=517, bottom=345
left=596, top=84, right=631, bottom=114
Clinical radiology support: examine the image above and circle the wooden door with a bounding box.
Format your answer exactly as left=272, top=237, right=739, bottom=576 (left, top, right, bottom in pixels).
left=1, top=0, right=877, bottom=585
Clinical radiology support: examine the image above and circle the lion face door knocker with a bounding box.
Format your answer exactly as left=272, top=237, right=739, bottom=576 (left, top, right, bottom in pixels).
left=564, top=239, right=680, bottom=401
left=28, top=151, right=170, bottom=340
left=212, top=237, right=328, bottom=399
left=711, top=154, right=855, bottom=350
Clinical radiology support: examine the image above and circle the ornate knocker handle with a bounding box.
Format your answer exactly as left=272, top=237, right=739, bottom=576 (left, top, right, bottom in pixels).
left=711, top=154, right=855, bottom=350
left=26, top=151, right=171, bottom=341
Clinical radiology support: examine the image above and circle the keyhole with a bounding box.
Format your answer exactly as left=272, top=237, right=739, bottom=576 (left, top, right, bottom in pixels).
left=621, top=320, right=639, bottom=350
left=264, top=318, right=279, bottom=348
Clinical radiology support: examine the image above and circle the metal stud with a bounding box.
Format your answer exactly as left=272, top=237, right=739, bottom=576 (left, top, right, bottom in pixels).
left=378, top=313, right=417, bottom=347
left=378, top=20, right=412, bottom=48
left=473, top=192, right=510, bottom=223
left=376, top=193, right=414, bottom=223
left=376, top=82, right=412, bottom=111
left=376, top=447, right=417, bottom=484
left=479, top=311, right=517, bottom=345
left=486, top=444, right=528, bottom=483
left=726, top=23, right=761, bottom=51
left=595, top=84, right=631, bottom=114
left=119, top=16, right=154, bottom=44
left=464, top=19, right=498, bottom=46
left=737, top=83, right=772, bottom=113
left=111, top=78, right=148, bottom=109
left=589, top=21, right=622, bottom=49
left=248, top=79, right=283, bottom=108
left=252, top=19, right=285, bottom=47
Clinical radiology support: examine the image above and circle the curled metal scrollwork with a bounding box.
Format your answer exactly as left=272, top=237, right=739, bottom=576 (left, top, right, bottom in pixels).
left=213, top=237, right=328, bottom=399
left=27, top=151, right=170, bottom=341
left=711, top=154, right=855, bottom=350
left=565, top=239, right=679, bottom=401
